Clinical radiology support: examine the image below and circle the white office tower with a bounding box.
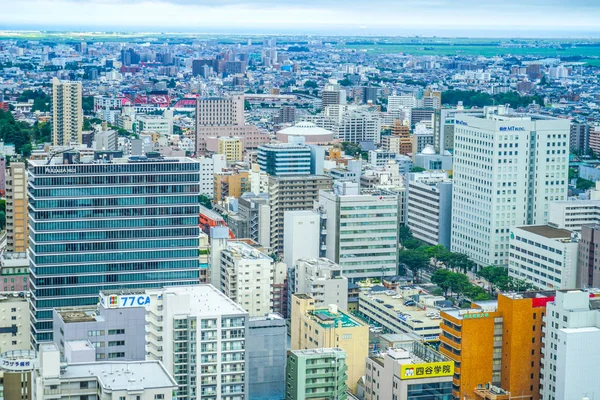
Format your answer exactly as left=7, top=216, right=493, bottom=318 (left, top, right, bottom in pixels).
left=451, top=106, right=570, bottom=267
left=220, top=241, right=274, bottom=317
left=337, top=109, right=382, bottom=144
left=291, top=258, right=348, bottom=310
left=548, top=198, right=600, bottom=231
left=406, top=171, right=453, bottom=248
left=283, top=210, right=320, bottom=269
left=146, top=285, right=248, bottom=400
left=319, top=181, right=400, bottom=281
left=540, top=289, right=600, bottom=400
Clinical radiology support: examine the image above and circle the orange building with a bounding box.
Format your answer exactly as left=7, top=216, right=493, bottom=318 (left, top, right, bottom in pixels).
left=440, top=292, right=554, bottom=400
left=213, top=170, right=250, bottom=203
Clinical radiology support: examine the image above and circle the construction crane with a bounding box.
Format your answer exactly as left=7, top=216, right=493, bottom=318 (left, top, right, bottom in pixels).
left=45, top=147, right=74, bottom=165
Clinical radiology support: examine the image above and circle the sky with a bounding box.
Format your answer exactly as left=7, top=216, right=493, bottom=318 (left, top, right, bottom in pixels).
left=1, top=0, right=600, bottom=37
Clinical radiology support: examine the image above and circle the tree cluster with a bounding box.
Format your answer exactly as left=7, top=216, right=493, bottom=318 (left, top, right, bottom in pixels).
left=0, top=109, right=33, bottom=156
left=442, top=90, right=544, bottom=108
left=431, top=269, right=491, bottom=302
left=477, top=266, right=534, bottom=294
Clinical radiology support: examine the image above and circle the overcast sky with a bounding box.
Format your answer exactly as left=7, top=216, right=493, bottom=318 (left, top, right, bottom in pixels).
left=1, top=0, right=599, bottom=36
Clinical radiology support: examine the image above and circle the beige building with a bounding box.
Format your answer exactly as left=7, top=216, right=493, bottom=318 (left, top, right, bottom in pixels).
left=52, top=77, right=82, bottom=145
left=217, top=136, right=243, bottom=162
left=5, top=163, right=28, bottom=253
left=0, top=295, right=29, bottom=353
left=290, top=294, right=369, bottom=393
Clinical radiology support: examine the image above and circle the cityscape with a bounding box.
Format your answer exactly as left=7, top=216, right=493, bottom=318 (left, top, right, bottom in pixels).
left=0, top=1, right=600, bottom=399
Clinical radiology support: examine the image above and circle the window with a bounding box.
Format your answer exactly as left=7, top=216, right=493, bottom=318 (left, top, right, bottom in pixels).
left=108, top=340, right=125, bottom=347
left=108, top=352, right=125, bottom=359
left=80, top=382, right=89, bottom=389
left=154, top=395, right=165, bottom=400
left=108, top=329, right=125, bottom=335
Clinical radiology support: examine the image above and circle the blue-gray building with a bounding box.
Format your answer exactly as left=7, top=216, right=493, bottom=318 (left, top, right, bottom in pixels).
left=248, top=314, right=287, bottom=400
left=257, top=142, right=312, bottom=176
left=29, top=152, right=202, bottom=344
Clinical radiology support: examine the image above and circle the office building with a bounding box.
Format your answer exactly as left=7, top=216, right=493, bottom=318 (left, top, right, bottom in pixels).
left=31, top=342, right=177, bottom=400
left=51, top=77, right=82, bottom=146
left=367, top=149, right=397, bottom=167
left=526, top=64, right=542, bottom=80
left=319, top=182, right=399, bottom=281
left=290, top=258, right=348, bottom=309
left=94, top=128, right=118, bottom=151
left=338, top=110, right=382, bottom=144
left=0, top=294, right=29, bottom=354
left=28, top=154, right=203, bottom=344
left=358, top=289, right=442, bottom=342
left=273, top=105, right=296, bottom=125
left=413, top=145, right=453, bottom=171
left=229, top=193, right=270, bottom=248
left=268, top=175, right=332, bottom=253
left=218, top=136, right=243, bottom=162
left=577, top=224, right=600, bottom=288
left=540, top=289, right=600, bottom=400
left=364, top=343, right=453, bottom=400
left=362, top=86, right=378, bottom=104
left=548, top=200, right=600, bottom=231
left=407, top=171, right=453, bottom=248
left=290, top=294, right=369, bottom=393
left=5, top=162, right=28, bottom=253
left=570, top=123, right=590, bottom=155
left=52, top=290, right=147, bottom=361
left=451, top=106, right=570, bottom=268
left=258, top=142, right=312, bottom=176
left=220, top=241, right=274, bottom=317
left=508, top=225, right=578, bottom=290
left=412, top=127, right=435, bottom=154
left=410, top=108, right=435, bottom=127
left=146, top=285, right=248, bottom=400
left=248, top=314, right=287, bottom=400
left=322, top=88, right=346, bottom=108
left=283, top=211, right=320, bottom=270
left=440, top=292, right=554, bottom=400
left=136, top=114, right=171, bottom=135
left=286, top=348, right=348, bottom=400
left=196, top=95, right=268, bottom=153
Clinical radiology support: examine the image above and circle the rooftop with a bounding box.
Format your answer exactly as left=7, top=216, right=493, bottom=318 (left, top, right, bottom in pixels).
left=309, top=309, right=362, bottom=329
left=291, top=347, right=346, bottom=357
left=278, top=122, right=333, bottom=136
left=224, top=241, right=271, bottom=261
left=62, top=361, right=177, bottom=391
left=154, top=285, right=247, bottom=316
left=516, top=225, right=573, bottom=239
left=57, top=307, right=100, bottom=323
left=29, top=155, right=196, bottom=167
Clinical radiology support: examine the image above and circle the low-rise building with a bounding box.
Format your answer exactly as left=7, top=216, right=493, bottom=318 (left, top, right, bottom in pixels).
left=358, top=289, right=443, bottom=342
left=0, top=294, right=29, bottom=353
left=508, top=225, right=578, bottom=290
left=548, top=199, right=600, bottom=231
left=291, top=258, right=348, bottom=310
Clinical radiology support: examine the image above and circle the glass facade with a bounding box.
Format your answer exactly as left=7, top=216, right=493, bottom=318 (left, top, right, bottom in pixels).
left=257, top=146, right=311, bottom=176
left=29, top=158, right=203, bottom=344
left=406, top=381, right=453, bottom=400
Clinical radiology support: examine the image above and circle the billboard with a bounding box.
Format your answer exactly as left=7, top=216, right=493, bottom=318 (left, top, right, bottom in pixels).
left=400, top=361, right=454, bottom=380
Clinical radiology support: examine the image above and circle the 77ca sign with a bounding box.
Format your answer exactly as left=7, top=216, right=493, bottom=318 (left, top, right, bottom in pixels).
left=100, top=294, right=151, bottom=309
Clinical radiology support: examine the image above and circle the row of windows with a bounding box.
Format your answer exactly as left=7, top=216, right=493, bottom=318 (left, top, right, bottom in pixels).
left=32, top=205, right=199, bottom=221
left=32, top=162, right=201, bottom=176
left=32, top=216, right=197, bottom=232
left=33, top=249, right=198, bottom=265
left=33, top=238, right=199, bottom=254
left=32, top=259, right=199, bottom=276
left=32, top=184, right=200, bottom=198
left=32, top=227, right=199, bottom=242
left=32, top=195, right=201, bottom=210
left=35, top=270, right=199, bottom=288
left=34, top=172, right=201, bottom=187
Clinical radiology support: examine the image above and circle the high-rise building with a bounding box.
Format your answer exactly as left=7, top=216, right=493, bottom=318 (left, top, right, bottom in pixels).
left=214, top=170, right=250, bottom=203
left=268, top=175, right=332, bottom=253
left=407, top=171, right=453, bottom=248
left=451, top=106, right=570, bottom=267
left=321, top=88, right=346, bottom=108
left=286, top=348, right=348, bottom=400
left=577, top=224, right=600, bottom=288
left=28, top=154, right=203, bottom=344
left=526, top=64, right=542, bottom=80
left=362, top=86, right=378, bottom=104
left=196, top=95, right=268, bottom=153
left=440, top=292, right=554, bottom=400
left=52, top=77, right=82, bottom=146
left=508, top=225, right=578, bottom=290
left=569, top=123, right=590, bottom=155
left=257, top=142, right=312, bottom=176
left=146, top=285, right=248, bottom=400
left=319, top=182, right=399, bottom=281
left=273, top=105, right=296, bottom=124
left=283, top=210, right=320, bottom=269
left=290, top=294, right=368, bottom=393
left=337, top=110, right=382, bottom=144
left=540, top=289, right=600, bottom=400
left=5, top=162, right=28, bottom=253
left=218, top=136, right=243, bottom=162
left=228, top=193, right=270, bottom=248
left=220, top=241, right=274, bottom=317
left=364, top=342, right=453, bottom=400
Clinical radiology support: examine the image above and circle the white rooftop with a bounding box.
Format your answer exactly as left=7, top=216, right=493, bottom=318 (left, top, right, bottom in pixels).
left=62, top=361, right=177, bottom=391
left=158, top=285, right=247, bottom=316
left=279, top=121, right=333, bottom=136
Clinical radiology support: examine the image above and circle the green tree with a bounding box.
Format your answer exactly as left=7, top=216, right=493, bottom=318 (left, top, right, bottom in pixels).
left=568, top=168, right=577, bottom=180
left=82, top=96, right=95, bottom=113
left=410, top=166, right=426, bottom=173
left=199, top=195, right=213, bottom=210
left=431, top=269, right=453, bottom=296
left=303, top=80, right=318, bottom=89
left=478, top=266, right=509, bottom=294
left=398, top=249, right=429, bottom=282
left=0, top=211, right=5, bottom=230
left=399, top=224, right=413, bottom=244
left=339, top=78, right=353, bottom=87
left=448, top=273, right=471, bottom=300
left=576, top=177, right=595, bottom=190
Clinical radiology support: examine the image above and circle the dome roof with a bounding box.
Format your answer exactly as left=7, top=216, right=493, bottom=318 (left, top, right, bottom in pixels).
left=420, top=144, right=436, bottom=155
left=278, top=122, right=333, bottom=136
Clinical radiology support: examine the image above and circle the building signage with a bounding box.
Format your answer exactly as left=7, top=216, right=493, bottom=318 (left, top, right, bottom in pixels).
left=455, top=120, right=468, bottom=126
left=401, top=361, right=454, bottom=380
left=462, top=312, right=489, bottom=319
left=44, top=167, right=77, bottom=174
left=499, top=126, right=525, bottom=132
left=0, top=354, right=34, bottom=371
left=100, top=294, right=150, bottom=309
